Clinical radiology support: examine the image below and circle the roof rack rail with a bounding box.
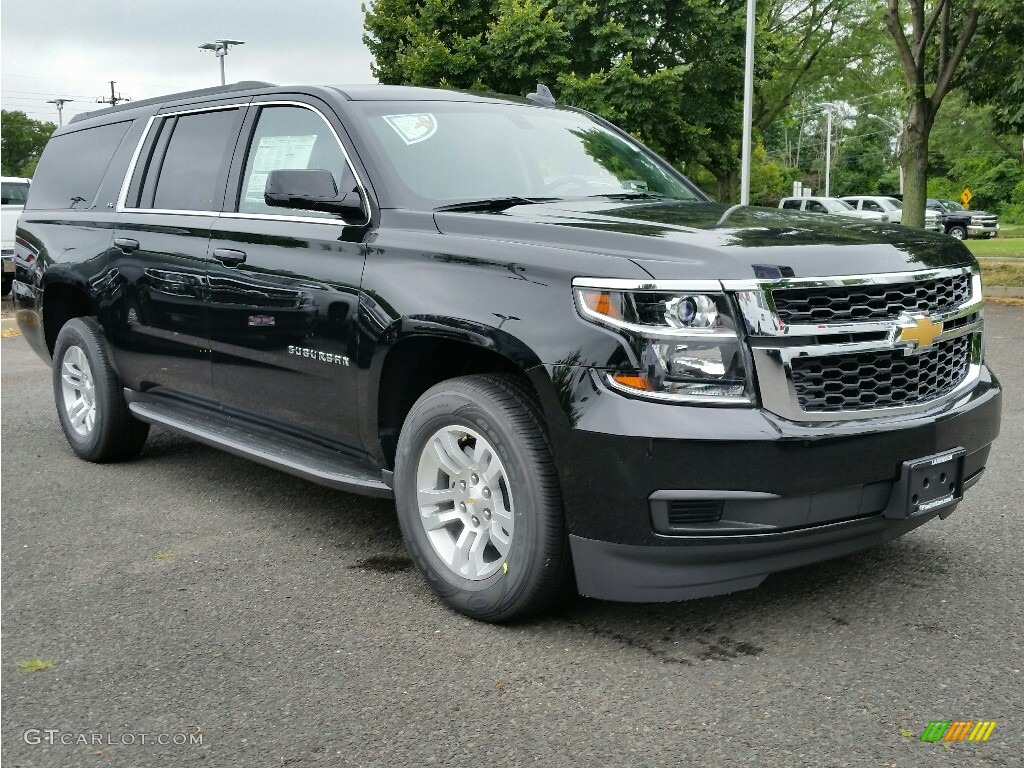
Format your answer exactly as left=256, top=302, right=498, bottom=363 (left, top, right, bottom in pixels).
left=68, top=81, right=276, bottom=124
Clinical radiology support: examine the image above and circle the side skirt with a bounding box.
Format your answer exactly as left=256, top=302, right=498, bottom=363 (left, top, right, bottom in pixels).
left=126, top=390, right=393, bottom=498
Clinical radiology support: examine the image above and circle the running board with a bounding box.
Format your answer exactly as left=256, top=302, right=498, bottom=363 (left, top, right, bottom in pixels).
left=127, top=396, right=393, bottom=498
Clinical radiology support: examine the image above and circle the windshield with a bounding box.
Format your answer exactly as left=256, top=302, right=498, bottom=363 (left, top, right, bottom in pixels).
left=825, top=198, right=855, bottom=212
left=349, top=101, right=701, bottom=209
left=941, top=199, right=966, bottom=211
left=883, top=197, right=902, bottom=209
left=1, top=182, right=30, bottom=206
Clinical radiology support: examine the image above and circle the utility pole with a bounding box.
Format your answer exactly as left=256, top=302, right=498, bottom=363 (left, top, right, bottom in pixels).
left=199, top=39, right=245, bottom=85
left=97, top=81, right=130, bottom=107
left=739, top=0, right=756, bottom=206
left=46, top=98, right=74, bottom=127
left=818, top=102, right=838, bottom=197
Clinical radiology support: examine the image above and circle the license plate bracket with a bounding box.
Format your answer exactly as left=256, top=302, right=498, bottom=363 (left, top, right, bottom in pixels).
left=889, top=448, right=965, bottom=518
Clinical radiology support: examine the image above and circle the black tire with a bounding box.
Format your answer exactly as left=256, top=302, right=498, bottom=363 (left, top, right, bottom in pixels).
left=948, top=224, right=967, bottom=240
left=52, top=317, right=149, bottom=462
left=393, top=374, right=573, bottom=622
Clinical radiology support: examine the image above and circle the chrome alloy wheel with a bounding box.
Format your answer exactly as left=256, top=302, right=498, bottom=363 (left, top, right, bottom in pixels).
left=60, top=345, right=97, bottom=436
left=416, top=425, right=515, bottom=580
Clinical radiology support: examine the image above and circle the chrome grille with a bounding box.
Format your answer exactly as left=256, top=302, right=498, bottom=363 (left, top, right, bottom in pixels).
left=772, top=273, right=971, bottom=325
left=790, top=335, right=972, bottom=413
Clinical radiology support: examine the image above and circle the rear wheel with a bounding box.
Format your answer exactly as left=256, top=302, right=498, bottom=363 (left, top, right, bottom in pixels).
left=52, top=317, right=149, bottom=462
left=393, top=374, right=573, bottom=622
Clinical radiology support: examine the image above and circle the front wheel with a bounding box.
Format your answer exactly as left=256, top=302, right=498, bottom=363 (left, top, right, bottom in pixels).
left=393, top=374, right=573, bottom=622
left=948, top=224, right=967, bottom=240
left=52, top=317, right=149, bottom=462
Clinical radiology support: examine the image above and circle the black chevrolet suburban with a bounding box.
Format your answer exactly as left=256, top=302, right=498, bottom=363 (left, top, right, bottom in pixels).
left=12, top=82, right=1001, bottom=621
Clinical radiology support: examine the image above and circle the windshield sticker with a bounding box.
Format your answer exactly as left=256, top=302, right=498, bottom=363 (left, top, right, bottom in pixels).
left=244, top=135, right=317, bottom=202
left=382, top=113, right=438, bottom=145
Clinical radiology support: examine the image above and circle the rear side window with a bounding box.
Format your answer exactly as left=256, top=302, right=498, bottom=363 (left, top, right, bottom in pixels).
left=149, top=109, right=239, bottom=211
left=782, top=199, right=802, bottom=210
left=26, top=121, right=131, bottom=210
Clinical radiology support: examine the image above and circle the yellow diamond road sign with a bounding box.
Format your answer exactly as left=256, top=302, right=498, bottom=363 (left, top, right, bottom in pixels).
left=960, top=188, right=973, bottom=208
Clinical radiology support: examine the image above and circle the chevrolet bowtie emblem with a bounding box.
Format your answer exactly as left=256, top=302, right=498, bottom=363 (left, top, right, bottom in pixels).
left=894, top=314, right=943, bottom=352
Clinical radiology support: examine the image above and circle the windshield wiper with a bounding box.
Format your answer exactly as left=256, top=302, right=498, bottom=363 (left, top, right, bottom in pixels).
left=435, top=196, right=558, bottom=213
left=587, top=192, right=676, bottom=201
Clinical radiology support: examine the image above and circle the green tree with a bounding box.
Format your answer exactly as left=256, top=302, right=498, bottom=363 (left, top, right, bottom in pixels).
left=363, top=0, right=748, bottom=199
left=960, top=0, right=1024, bottom=133
left=1, top=110, right=56, bottom=176
left=881, top=0, right=1007, bottom=228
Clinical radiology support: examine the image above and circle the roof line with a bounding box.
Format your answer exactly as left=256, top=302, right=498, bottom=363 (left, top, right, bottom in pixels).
left=69, top=81, right=276, bottom=123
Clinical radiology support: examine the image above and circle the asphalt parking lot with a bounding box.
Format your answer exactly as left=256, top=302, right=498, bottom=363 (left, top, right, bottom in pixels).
left=2, top=304, right=1022, bottom=767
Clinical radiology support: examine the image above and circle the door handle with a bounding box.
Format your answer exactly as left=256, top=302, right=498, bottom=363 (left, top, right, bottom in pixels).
left=114, top=237, right=139, bottom=253
left=212, top=248, right=247, bottom=267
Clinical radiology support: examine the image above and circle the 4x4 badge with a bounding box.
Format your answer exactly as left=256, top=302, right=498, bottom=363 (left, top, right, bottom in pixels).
left=892, top=314, right=943, bottom=354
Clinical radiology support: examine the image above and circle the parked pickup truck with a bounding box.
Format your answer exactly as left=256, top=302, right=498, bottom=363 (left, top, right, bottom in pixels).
left=926, top=198, right=999, bottom=239
left=12, top=82, right=1001, bottom=621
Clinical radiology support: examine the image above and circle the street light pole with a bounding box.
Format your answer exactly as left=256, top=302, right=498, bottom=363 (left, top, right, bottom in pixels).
left=739, top=0, right=756, bottom=206
left=46, top=98, right=73, bottom=127
left=199, top=39, right=245, bottom=86
left=817, top=101, right=840, bottom=197
left=824, top=104, right=833, bottom=197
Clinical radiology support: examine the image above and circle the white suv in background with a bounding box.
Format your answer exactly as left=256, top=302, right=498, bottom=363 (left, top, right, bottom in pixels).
left=841, top=195, right=943, bottom=232
left=778, top=196, right=886, bottom=222
left=1, top=176, right=31, bottom=294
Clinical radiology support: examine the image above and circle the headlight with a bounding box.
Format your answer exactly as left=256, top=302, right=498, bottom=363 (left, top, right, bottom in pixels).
left=573, top=280, right=753, bottom=404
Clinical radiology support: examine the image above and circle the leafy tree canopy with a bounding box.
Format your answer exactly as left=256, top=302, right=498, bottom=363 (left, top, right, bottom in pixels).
left=1, top=110, right=56, bottom=177
left=364, top=0, right=747, bottom=189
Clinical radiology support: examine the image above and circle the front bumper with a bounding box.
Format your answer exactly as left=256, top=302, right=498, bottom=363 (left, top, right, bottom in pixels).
left=534, top=364, right=1001, bottom=602
left=968, top=223, right=998, bottom=238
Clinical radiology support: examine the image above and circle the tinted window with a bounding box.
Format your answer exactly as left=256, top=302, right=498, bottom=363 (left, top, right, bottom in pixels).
left=1, top=182, right=30, bottom=205
left=26, top=121, right=131, bottom=210
left=151, top=109, right=238, bottom=211
left=782, top=199, right=802, bottom=210
left=237, top=106, right=354, bottom=218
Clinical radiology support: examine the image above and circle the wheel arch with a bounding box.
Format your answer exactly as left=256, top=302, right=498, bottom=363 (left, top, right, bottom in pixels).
left=368, top=319, right=559, bottom=471
left=41, top=276, right=97, bottom=358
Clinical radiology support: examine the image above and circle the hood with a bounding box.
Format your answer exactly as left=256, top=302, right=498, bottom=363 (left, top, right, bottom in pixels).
left=433, top=200, right=974, bottom=281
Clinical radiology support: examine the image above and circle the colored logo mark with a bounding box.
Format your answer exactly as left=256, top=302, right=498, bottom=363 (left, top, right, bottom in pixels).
left=920, top=721, right=997, bottom=742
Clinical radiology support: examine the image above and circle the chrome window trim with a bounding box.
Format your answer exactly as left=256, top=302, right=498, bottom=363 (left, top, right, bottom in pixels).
left=114, top=114, right=156, bottom=213
left=219, top=211, right=356, bottom=226
left=116, top=99, right=371, bottom=226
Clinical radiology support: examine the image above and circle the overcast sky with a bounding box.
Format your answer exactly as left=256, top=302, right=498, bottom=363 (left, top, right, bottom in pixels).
left=1, top=0, right=376, bottom=125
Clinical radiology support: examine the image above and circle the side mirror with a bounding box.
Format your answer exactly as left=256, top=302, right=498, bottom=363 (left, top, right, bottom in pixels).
left=264, top=169, right=366, bottom=222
